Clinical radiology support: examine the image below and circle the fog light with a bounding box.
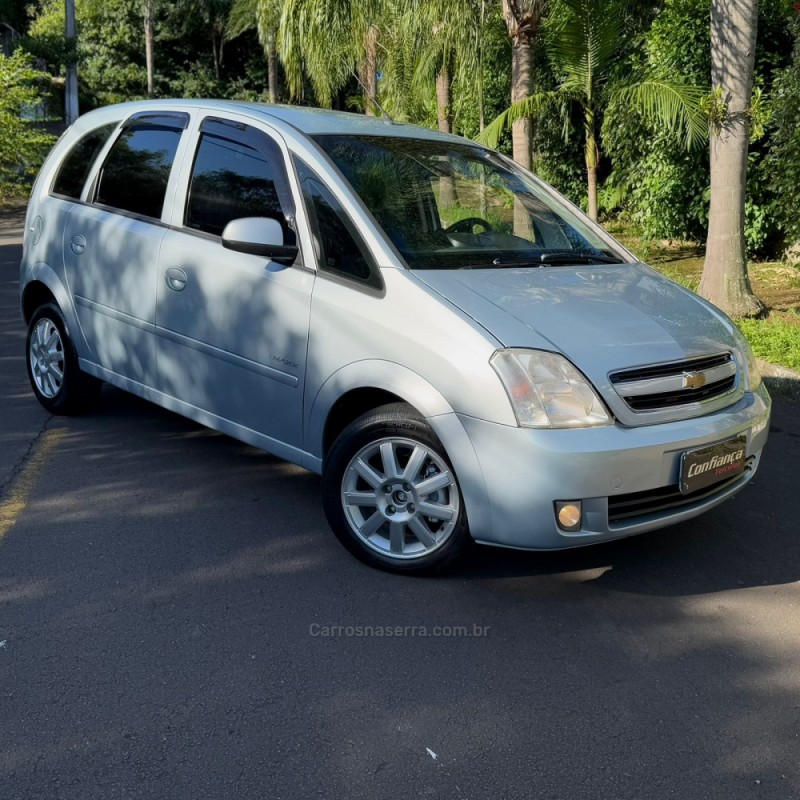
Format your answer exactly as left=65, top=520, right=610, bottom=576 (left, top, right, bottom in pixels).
left=556, top=501, right=582, bottom=532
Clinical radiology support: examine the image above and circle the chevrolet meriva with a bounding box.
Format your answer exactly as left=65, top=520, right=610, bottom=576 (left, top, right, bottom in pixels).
left=20, top=101, right=771, bottom=572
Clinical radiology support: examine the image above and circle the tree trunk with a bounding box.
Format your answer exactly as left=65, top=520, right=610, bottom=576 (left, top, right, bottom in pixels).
left=503, top=0, right=539, bottom=238
left=64, top=0, right=78, bottom=124
left=436, top=66, right=451, bottom=134
left=509, top=37, right=533, bottom=171
left=436, top=65, right=457, bottom=206
left=477, top=0, right=486, bottom=133
left=144, top=0, right=155, bottom=97
left=212, top=19, right=225, bottom=81
left=585, top=115, right=599, bottom=221
left=212, top=33, right=222, bottom=80
left=268, top=50, right=279, bottom=103
left=363, top=25, right=379, bottom=116
left=587, top=166, right=598, bottom=222
left=511, top=36, right=533, bottom=237
left=699, top=0, right=764, bottom=317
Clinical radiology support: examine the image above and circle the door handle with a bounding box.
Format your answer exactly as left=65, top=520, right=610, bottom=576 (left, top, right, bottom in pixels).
left=165, top=267, right=188, bottom=292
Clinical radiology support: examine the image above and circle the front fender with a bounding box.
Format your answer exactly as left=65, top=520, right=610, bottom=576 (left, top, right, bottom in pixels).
left=306, top=360, right=493, bottom=541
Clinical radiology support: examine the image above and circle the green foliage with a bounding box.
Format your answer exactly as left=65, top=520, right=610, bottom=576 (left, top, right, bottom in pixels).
left=480, top=0, right=705, bottom=226
left=737, top=312, right=800, bottom=372
left=604, top=0, right=792, bottom=255
left=0, top=50, right=56, bottom=201
left=452, top=3, right=510, bottom=139
left=531, top=108, right=586, bottom=206
left=764, top=13, right=800, bottom=255
left=24, top=0, right=268, bottom=108
left=26, top=0, right=147, bottom=104
left=278, top=0, right=383, bottom=106
left=701, top=85, right=726, bottom=132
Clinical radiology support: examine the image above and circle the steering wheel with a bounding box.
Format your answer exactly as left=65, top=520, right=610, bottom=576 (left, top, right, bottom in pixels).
left=447, top=217, right=494, bottom=235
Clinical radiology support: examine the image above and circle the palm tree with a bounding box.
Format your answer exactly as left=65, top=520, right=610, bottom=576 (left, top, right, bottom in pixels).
left=227, top=0, right=282, bottom=102
left=501, top=0, right=547, bottom=170
left=481, top=0, right=706, bottom=221
left=379, top=0, right=486, bottom=133
left=419, top=0, right=484, bottom=135
left=698, top=0, right=764, bottom=318
left=278, top=0, right=384, bottom=113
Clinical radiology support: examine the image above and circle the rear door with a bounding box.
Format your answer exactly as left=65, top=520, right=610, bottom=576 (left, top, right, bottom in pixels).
left=63, top=111, right=190, bottom=386
left=154, top=115, right=314, bottom=451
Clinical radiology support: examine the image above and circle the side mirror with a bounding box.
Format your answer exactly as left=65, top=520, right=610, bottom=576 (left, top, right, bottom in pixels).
left=221, top=217, right=298, bottom=265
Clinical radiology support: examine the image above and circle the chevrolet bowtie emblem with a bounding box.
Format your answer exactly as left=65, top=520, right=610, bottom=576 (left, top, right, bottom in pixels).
left=683, top=371, right=706, bottom=390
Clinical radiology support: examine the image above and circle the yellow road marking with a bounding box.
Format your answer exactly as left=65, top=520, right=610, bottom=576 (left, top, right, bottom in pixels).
left=0, top=428, right=66, bottom=542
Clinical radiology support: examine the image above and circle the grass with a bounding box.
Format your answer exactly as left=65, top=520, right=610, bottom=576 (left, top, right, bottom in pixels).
left=608, top=223, right=800, bottom=376
left=738, top=312, right=800, bottom=372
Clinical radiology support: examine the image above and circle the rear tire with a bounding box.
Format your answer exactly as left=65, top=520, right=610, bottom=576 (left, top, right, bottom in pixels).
left=322, top=403, right=471, bottom=574
left=26, top=303, right=101, bottom=415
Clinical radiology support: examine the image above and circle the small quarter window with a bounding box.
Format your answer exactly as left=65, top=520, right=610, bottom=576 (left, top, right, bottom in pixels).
left=95, top=121, right=183, bottom=219
left=295, top=158, right=379, bottom=289
left=51, top=122, right=118, bottom=200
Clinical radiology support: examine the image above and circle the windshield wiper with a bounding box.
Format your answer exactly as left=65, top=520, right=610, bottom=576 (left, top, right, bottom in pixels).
left=538, top=251, right=620, bottom=265
left=490, top=257, right=543, bottom=268
left=458, top=252, right=621, bottom=270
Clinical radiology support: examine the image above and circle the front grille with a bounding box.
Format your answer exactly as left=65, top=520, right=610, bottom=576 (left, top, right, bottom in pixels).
left=610, top=352, right=737, bottom=413
left=607, top=457, right=755, bottom=524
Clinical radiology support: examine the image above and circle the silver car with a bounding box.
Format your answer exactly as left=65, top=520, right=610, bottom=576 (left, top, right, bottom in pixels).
left=20, top=100, right=771, bottom=573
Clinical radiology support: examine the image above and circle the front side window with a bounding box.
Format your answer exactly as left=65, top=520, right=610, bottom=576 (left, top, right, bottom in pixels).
left=295, top=158, right=378, bottom=288
left=51, top=122, right=119, bottom=200
left=185, top=122, right=293, bottom=237
left=313, top=134, right=626, bottom=270
left=95, top=121, right=183, bottom=219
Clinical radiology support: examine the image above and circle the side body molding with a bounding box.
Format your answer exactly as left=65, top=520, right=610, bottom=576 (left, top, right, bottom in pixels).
left=305, top=359, right=494, bottom=541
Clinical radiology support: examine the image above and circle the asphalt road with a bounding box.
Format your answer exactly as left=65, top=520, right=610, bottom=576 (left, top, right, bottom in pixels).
left=1, top=228, right=799, bottom=800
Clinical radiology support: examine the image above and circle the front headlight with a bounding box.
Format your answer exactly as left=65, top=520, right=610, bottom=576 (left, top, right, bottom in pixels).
left=731, top=328, right=762, bottom=391
left=490, top=349, right=612, bottom=428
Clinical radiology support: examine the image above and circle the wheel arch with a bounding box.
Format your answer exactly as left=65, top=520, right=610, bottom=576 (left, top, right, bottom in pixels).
left=21, top=280, right=58, bottom=324
left=20, top=265, right=87, bottom=355
left=307, top=361, right=455, bottom=459
left=307, top=361, right=493, bottom=541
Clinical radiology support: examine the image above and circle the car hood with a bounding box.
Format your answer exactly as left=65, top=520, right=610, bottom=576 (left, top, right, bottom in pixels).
left=413, top=263, right=738, bottom=395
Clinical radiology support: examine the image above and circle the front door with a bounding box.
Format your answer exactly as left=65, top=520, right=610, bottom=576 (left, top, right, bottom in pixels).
left=154, top=117, right=313, bottom=451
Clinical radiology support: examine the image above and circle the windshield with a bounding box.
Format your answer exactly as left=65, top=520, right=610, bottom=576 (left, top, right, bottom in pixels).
left=312, top=134, right=626, bottom=270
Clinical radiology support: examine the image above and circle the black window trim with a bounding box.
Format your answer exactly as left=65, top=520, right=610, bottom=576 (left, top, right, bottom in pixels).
left=124, top=111, right=190, bottom=131
left=182, top=116, right=297, bottom=241
left=87, top=113, right=188, bottom=222
left=292, top=154, right=384, bottom=295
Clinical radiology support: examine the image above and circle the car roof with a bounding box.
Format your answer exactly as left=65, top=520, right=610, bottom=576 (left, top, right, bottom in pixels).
left=76, top=98, right=470, bottom=145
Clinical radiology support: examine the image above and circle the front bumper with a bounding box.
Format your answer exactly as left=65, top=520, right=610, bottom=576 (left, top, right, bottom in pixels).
left=458, top=383, right=771, bottom=550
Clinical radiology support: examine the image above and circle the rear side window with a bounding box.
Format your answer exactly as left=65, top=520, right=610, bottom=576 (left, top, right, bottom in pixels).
left=51, top=122, right=118, bottom=200
left=95, top=121, right=183, bottom=219
left=295, top=158, right=379, bottom=289
left=185, top=122, right=293, bottom=237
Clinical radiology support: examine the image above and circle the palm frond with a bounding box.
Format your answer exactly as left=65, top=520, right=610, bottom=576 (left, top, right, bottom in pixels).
left=226, top=0, right=257, bottom=41
left=611, top=79, right=707, bottom=149
left=278, top=0, right=365, bottom=105
left=255, top=0, right=282, bottom=52
left=546, top=0, right=622, bottom=93
left=476, top=91, right=561, bottom=148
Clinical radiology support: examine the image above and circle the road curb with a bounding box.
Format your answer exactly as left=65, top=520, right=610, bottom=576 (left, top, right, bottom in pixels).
left=757, top=358, right=800, bottom=381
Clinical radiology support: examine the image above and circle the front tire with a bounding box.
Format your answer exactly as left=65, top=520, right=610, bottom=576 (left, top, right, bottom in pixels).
left=26, top=303, right=101, bottom=415
left=322, top=403, right=471, bottom=574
